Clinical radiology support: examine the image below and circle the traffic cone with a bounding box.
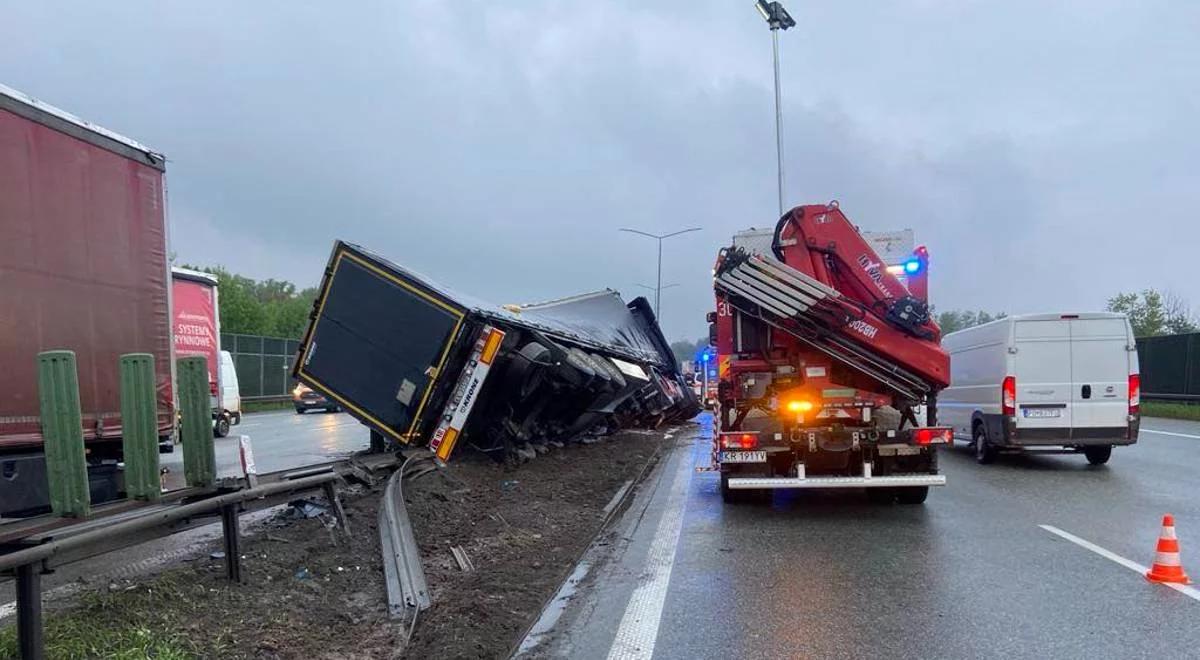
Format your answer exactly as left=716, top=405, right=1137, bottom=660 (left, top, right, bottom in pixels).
left=1146, top=514, right=1191, bottom=584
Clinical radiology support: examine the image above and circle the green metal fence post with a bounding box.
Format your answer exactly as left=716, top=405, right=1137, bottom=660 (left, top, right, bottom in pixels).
left=37, top=350, right=90, bottom=517
left=177, top=356, right=216, bottom=488
left=120, top=354, right=161, bottom=500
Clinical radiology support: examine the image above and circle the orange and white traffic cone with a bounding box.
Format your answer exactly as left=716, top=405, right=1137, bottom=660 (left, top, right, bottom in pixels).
left=1146, top=514, right=1191, bottom=584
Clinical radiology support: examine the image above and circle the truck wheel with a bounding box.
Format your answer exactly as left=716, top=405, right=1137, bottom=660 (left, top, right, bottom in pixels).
left=720, top=474, right=737, bottom=503
left=867, top=488, right=895, bottom=504
left=1084, top=445, right=1112, bottom=465
left=896, top=486, right=929, bottom=505
left=720, top=474, right=747, bottom=504
left=973, top=424, right=997, bottom=465
left=214, top=415, right=231, bottom=438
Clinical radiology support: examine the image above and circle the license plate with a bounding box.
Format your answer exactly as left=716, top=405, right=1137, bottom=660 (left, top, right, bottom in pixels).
left=1023, top=408, right=1061, bottom=418
left=720, top=451, right=766, bottom=463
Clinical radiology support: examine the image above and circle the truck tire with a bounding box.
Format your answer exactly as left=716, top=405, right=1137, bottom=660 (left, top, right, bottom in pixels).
left=896, top=486, right=929, bottom=505
left=720, top=473, right=739, bottom=503
left=720, top=474, right=762, bottom=504
left=1084, top=445, right=1112, bottom=465
left=214, top=415, right=231, bottom=438
left=973, top=423, right=997, bottom=465
left=867, top=488, right=895, bottom=504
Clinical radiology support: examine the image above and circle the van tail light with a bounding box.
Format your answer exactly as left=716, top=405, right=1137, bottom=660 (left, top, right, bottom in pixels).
left=719, top=432, right=759, bottom=450
left=911, top=427, right=953, bottom=445
left=1128, top=374, right=1140, bottom=415
left=1002, top=376, right=1016, bottom=416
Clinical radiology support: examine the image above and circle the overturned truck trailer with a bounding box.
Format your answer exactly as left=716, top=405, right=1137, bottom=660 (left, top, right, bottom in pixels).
left=292, top=242, right=699, bottom=461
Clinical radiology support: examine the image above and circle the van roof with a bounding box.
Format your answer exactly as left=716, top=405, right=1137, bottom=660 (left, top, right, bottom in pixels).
left=1007, top=312, right=1127, bottom=322
left=942, top=312, right=1129, bottom=340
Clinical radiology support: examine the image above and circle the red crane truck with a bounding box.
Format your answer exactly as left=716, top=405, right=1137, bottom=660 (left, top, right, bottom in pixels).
left=0, top=83, right=173, bottom=515
left=709, top=202, right=951, bottom=504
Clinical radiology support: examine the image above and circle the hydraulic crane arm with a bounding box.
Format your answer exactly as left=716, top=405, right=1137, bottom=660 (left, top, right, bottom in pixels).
left=714, top=203, right=950, bottom=399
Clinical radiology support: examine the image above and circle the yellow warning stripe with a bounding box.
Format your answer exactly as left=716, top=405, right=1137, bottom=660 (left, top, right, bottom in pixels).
left=296, top=247, right=466, bottom=443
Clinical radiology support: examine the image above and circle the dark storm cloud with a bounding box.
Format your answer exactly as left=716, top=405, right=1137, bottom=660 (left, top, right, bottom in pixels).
left=2, top=1, right=1196, bottom=339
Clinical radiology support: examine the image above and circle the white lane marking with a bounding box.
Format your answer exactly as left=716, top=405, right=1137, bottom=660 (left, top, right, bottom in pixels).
left=1039, top=524, right=1200, bottom=602
left=606, top=445, right=694, bottom=660
left=1142, top=429, right=1200, bottom=440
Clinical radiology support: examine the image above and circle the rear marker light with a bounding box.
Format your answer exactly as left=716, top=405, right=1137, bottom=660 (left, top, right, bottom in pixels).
left=912, top=428, right=953, bottom=445
left=720, top=432, right=759, bottom=450
left=1128, top=374, right=1140, bottom=415
left=1002, top=375, right=1016, bottom=416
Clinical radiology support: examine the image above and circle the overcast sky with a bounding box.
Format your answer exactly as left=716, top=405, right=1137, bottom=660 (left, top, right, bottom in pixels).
left=3, top=1, right=1196, bottom=340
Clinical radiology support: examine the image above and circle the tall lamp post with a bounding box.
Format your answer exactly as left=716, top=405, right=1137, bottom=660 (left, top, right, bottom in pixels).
left=754, top=0, right=795, bottom=217
left=618, top=227, right=701, bottom=319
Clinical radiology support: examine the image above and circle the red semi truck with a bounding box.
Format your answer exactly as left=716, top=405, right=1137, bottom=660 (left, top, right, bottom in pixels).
left=171, top=267, right=242, bottom=437
left=0, top=83, right=174, bottom=515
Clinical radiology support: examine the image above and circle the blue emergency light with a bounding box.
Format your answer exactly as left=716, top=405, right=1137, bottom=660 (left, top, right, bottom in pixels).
left=903, top=258, right=922, bottom=274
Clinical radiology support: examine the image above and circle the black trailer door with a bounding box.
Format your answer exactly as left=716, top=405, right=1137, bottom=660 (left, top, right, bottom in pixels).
left=295, top=244, right=467, bottom=442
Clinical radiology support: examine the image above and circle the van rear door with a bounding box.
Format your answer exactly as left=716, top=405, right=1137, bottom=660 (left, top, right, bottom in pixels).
left=1069, top=317, right=1130, bottom=434
left=1013, top=319, right=1073, bottom=432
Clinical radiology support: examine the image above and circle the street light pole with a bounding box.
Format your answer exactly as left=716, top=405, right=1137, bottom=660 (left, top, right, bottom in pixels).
left=618, top=227, right=702, bottom=320
left=771, top=28, right=785, bottom=217
left=755, top=1, right=796, bottom=218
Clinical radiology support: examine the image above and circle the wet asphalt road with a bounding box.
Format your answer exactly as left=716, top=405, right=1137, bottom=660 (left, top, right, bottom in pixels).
left=161, top=408, right=369, bottom=489
left=533, top=416, right=1200, bottom=659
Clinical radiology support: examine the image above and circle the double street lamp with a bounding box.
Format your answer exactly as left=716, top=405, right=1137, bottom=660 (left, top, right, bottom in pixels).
left=618, top=227, right=701, bottom=320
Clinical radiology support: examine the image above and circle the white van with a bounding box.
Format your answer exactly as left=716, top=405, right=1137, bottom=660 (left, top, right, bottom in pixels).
left=214, top=350, right=242, bottom=437
left=939, top=313, right=1139, bottom=465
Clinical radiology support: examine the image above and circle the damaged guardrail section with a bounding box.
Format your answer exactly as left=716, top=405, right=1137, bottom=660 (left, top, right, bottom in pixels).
left=380, top=466, right=431, bottom=620
left=292, top=241, right=699, bottom=462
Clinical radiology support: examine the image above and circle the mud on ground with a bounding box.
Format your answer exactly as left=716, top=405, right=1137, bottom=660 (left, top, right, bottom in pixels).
left=1, top=426, right=683, bottom=659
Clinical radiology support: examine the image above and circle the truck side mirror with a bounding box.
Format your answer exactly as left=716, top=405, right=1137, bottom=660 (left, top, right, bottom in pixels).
left=708, top=322, right=718, bottom=345
left=706, top=311, right=717, bottom=323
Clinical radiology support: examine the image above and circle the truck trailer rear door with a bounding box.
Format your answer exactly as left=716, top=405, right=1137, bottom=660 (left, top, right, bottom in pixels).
left=295, top=244, right=467, bottom=443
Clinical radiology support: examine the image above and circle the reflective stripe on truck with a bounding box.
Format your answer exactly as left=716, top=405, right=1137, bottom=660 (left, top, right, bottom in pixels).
left=428, top=326, right=506, bottom=462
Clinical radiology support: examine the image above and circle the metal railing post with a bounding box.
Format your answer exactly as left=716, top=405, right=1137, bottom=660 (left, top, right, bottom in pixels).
left=16, top=563, right=44, bottom=660
left=37, top=350, right=90, bottom=518
left=177, top=357, right=216, bottom=488
left=120, top=354, right=161, bottom=500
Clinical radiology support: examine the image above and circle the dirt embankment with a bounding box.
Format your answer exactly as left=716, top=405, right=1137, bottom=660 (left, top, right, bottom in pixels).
left=1, top=428, right=681, bottom=659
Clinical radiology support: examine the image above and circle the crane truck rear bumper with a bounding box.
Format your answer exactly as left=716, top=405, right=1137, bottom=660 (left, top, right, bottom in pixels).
left=726, top=474, right=946, bottom=489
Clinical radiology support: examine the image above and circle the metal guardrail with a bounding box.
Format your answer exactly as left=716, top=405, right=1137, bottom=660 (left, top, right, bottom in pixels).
left=0, top=455, right=400, bottom=660
left=242, top=394, right=291, bottom=403
left=379, top=463, right=431, bottom=624
left=1144, top=392, right=1200, bottom=403
left=2, top=349, right=388, bottom=659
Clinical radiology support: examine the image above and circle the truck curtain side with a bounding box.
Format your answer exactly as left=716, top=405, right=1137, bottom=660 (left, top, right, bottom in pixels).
left=292, top=241, right=698, bottom=461
left=0, top=83, right=172, bottom=514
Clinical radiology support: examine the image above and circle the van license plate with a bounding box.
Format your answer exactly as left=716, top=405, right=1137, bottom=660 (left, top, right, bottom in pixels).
left=1023, top=408, right=1061, bottom=418
left=721, top=451, right=766, bottom=463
